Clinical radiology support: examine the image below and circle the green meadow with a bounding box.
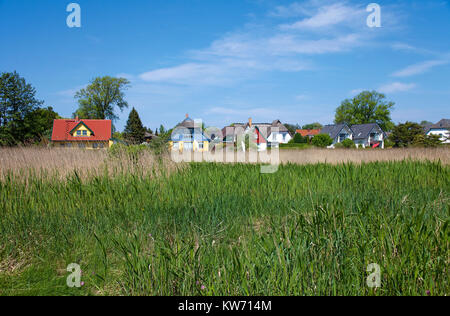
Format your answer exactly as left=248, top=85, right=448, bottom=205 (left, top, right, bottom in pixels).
left=0, top=161, right=448, bottom=296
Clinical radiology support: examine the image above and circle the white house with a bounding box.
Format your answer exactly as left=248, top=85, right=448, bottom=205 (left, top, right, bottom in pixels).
left=222, top=119, right=291, bottom=151
left=351, top=123, right=386, bottom=149
left=264, top=120, right=292, bottom=147
left=320, top=124, right=353, bottom=148
left=426, top=119, right=450, bottom=144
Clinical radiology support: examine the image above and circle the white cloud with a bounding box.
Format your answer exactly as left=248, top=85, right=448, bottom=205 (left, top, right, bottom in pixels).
left=378, top=82, right=416, bottom=93
left=392, top=59, right=449, bottom=77
left=140, top=63, right=228, bottom=85
left=136, top=1, right=396, bottom=86
left=391, top=43, right=417, bottom=52
left=350, top=88, right=366, bottom=95
left=279, top=3, right=364, bottom=30
left=269, top=2, right=310, bottom=18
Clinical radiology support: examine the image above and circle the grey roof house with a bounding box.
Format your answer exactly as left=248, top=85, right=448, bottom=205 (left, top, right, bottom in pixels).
left=320, top=124, right=353, bottom=147
left=426, top=119, right=450, bottom=144
left=351, top=123, right=386, bottom=149
left=320, top=123, right=386, bottom=148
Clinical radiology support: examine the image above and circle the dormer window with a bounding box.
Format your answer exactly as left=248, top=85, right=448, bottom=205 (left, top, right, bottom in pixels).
left=77, top=130, right=82, bottom=136
left=82, top=130, right=87, bottom=136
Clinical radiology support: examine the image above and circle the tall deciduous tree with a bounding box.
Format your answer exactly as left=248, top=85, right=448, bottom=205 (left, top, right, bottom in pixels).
left=73, top=76, right=130, bottom=121
left=0, top=71, right=44, bottom=145
left=335, top=91, right=394, bottom=131
left=123, top=108, right=146, bottom=145
left=23, top=106, right=60, bottom=143
left=302, top=122, right=323, bottom=130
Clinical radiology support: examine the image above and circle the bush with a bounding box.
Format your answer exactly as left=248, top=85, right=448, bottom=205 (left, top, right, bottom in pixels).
left=292, top=133, right=307, bottom=144
left=384, top=138, right=395, bottom=148
left=341, top=139, right=356, bottom=149
left=311, top=134, right=333, bottom=148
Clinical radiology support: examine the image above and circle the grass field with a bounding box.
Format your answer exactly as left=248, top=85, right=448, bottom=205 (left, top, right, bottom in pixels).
left=0, top=148, right=449, bottom=296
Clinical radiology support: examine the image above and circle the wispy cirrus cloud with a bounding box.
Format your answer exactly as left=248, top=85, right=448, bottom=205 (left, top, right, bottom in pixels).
left=392, top=59, right=449, bottom=77
left=137, top=1, right=393, bottom=87
left=279, top=2, right=365, bottom=30
left=378, top=82, right=416, bottom=93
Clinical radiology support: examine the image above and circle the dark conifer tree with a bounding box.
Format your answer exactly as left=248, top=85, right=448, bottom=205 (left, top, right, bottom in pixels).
left=123, top=107, right=145, bottom=145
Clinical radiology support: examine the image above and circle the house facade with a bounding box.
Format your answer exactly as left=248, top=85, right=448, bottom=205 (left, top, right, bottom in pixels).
left=222, top=118, right=291, bottom=151
left=320, top=123, right=386, bottom=148
left=426, top=119, right=450, bottom=144
left=51, top=119, right=113, bottom=149
left=351, top=123, right=386, bottom=149
left=169, top=115, right=210, bottom=152
left=320, top=124, right=353, bottom=148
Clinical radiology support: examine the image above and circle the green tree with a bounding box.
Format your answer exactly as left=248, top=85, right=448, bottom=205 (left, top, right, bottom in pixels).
left=292, top=133, right=307, bottom=144
left=284, top=123, right=301, bottom=135
left=123, top=108, right=146, bottom=145
left=420, top=120, right=433, bottom=126
left=311, top=134, right=333, bottom=148
left=23, top=106, right=60, bottom=144
left=389, top=122, right=424, bottom=147
left=73, top=76, right=130, bottom=121
left=413, top=134, right=442, bottom=148
left=145, top=127, right=154, bottom=135
left=302, top=122, right=323, bottom=130
left=159, top=125, right=167, bottom=136
left=0, top=71, right=44, bottom=145
left=335, top=91, right=394, bottom=131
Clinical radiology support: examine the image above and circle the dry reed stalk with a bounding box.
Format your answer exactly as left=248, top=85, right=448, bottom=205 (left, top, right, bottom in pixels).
left=0, top=147, right=448, bottom=182
left=0, top=147, right=181, bottom=182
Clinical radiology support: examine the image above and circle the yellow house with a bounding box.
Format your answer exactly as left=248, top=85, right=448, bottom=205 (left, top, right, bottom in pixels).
left=169, top=115, right=210, bottom=153
left=51, top=119, right=114, bottom=149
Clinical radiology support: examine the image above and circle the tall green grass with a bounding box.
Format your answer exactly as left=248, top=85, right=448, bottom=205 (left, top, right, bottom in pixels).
left=0, top=161, right=448, bottom=295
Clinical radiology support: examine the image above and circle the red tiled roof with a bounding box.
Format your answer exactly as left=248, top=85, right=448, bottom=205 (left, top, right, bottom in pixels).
left=51, top=119, right=112, bottom=141
left=296, top=129, right=321, bottom=137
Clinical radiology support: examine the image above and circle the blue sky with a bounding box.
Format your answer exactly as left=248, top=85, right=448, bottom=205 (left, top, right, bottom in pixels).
left=1, top=0, right=449, bottom=131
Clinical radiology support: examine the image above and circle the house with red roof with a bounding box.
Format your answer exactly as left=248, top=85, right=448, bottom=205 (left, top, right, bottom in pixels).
left=296, top=129, right=321, bottom=139
left=51, top=118, right=113, bottom=149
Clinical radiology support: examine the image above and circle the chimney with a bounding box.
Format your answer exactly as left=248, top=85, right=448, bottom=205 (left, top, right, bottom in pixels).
left=186, top=113, right=189, bottom=119
left=248, top=117, right=252, bottom=127
left=75, top=116, right=79, bottom=122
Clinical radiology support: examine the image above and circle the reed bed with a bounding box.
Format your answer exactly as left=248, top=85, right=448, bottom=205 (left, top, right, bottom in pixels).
left=1, top=147, right=449, bottom=180
left=279, top=147, right=450, bottom=165
left=0, top=147, right=180, bottom=182
left=0, top=150, right=448, bottom=296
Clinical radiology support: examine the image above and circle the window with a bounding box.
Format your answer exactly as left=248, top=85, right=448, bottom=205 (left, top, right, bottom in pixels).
left=82, top=130, right=87, bottom=136
left=60, top=143, right=65, bottom=148
left=198, top=142, right=204, bottom=149
left=78, top=143, right=86, bottom=149
left=93, top=143, right=98, bottom=149
left=77, top=130, right=82, bottom=136
left=99, top=143, right=104, bottom=149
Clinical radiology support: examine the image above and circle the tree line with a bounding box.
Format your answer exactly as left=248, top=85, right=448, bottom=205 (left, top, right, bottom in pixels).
left=287, top=91, right=445, bottom=148
left=0, top=72, right=446, bottom=148
left=0, top=72, right=168, bottom=146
